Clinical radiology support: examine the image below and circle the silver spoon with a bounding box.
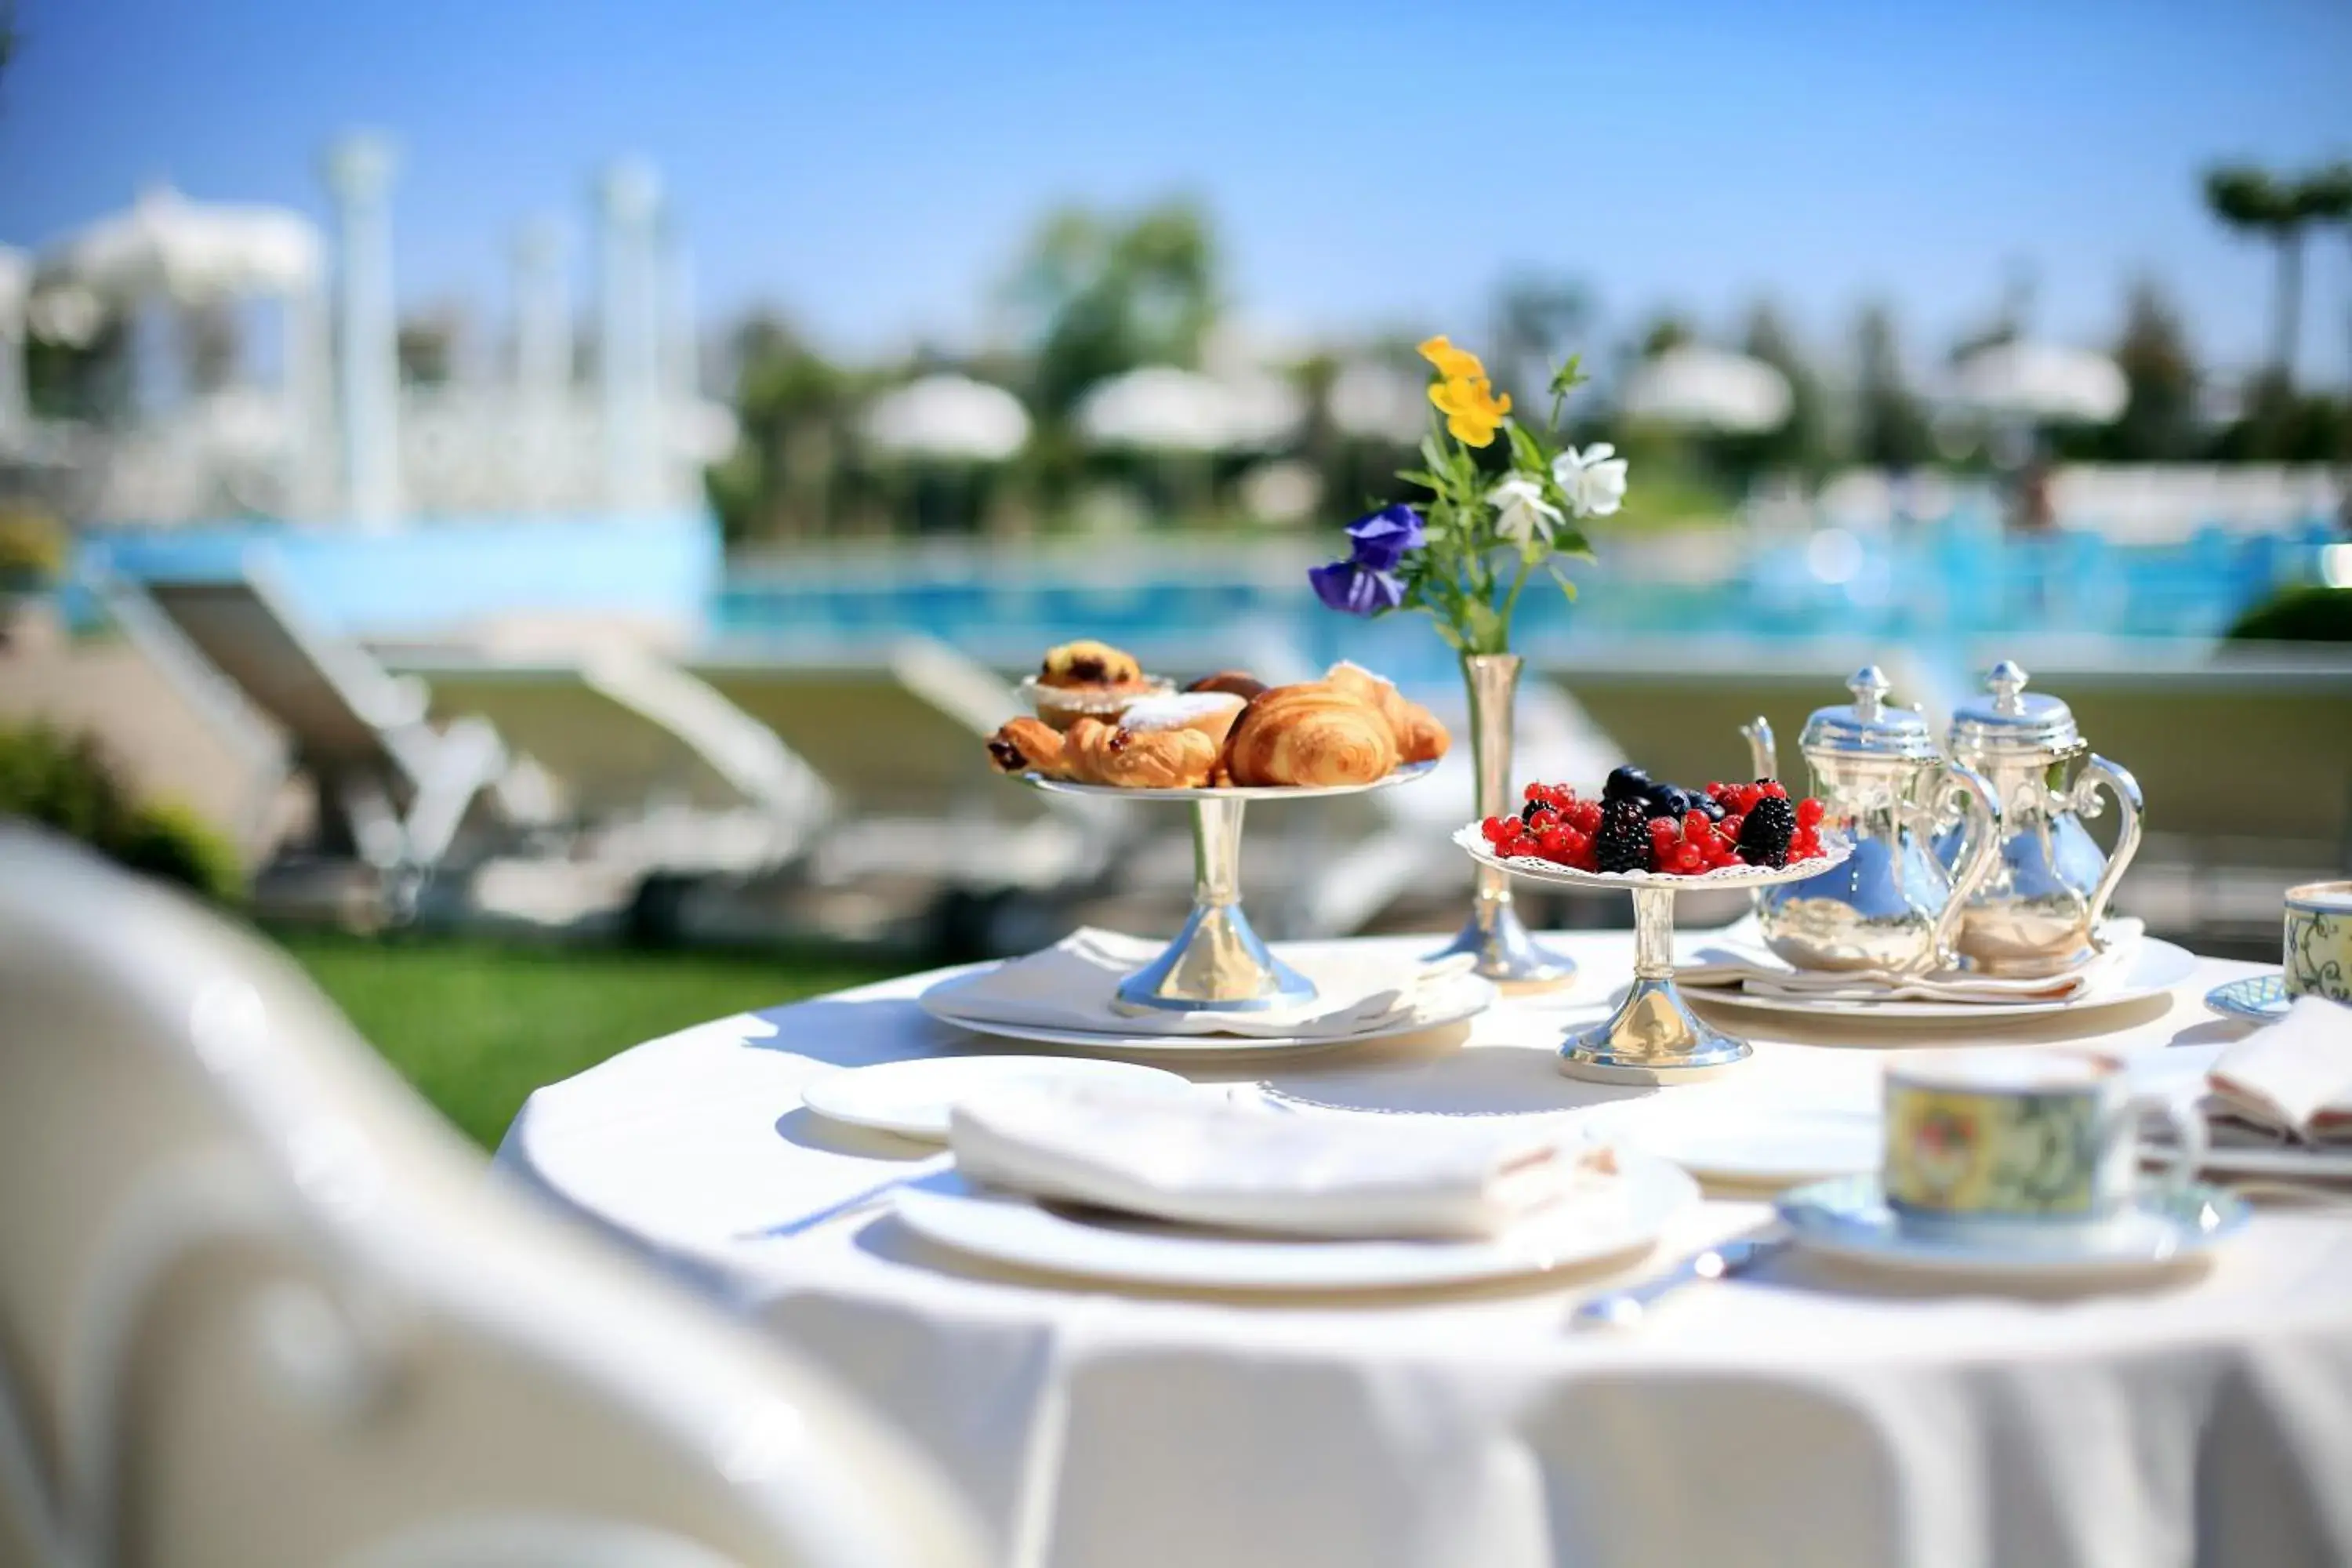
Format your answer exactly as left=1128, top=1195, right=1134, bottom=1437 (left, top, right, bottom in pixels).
left=1570, top=1235, right=1788, bottom=1330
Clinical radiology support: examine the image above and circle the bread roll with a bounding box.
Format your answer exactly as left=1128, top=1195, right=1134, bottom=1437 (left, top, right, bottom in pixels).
left=1186, top=669, right=1269, bottom=702
left=985, top=717, right=1069, bottom=778
left=1063, top=717, right=1221, bottom=789
left=1119, top=691, right=1247, bottom=750
left=1221, top=684, right=1399, bottom=788
left=1323, top=661, right=1450, bottom=764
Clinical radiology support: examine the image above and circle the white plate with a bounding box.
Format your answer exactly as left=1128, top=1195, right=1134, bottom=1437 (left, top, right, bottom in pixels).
left=892, top=1147, right=1698, bottom=1292
left=801, top=1056, right=1192, bottom=1142
left=1610, top=1102, right=1881, bottom=1188
left=1778, top=1175, right=2249, bottom=1281
left=1685, top=938, right=2199, bottom=1023
left=919, top=971, right=1497, bottom=1058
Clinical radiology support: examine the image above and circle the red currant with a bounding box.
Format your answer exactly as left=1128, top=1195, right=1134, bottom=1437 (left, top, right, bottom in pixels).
left=1797, top=797, right=1825, bottom=828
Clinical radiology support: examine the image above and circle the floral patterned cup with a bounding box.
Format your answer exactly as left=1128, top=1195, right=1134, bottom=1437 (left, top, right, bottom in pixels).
left=2285, top=881, right=2352, bottom=1004
left=1882, top=1051, right=2203, bottom=1233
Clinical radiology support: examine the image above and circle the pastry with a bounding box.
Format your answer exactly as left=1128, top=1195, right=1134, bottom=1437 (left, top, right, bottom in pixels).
left=1221, top=684, right=1399, bottom=788
left=985, top=717, right=1069, bottom=778
left=1117, top=691, right=1247, bottom=751
left=1186, top=669, right=1269, bottom=702
left=1062, top=717, right=1221, bottom=789
left=1027, top=639, right=1167, bottom=730
left=1323, top=661, right=1450, bottom=764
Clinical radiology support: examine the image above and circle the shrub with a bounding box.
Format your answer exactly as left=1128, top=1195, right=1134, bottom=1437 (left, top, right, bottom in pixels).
left=2225, top=585, right=2352, bottom=644
left=0, top=499, right=67, bottom=591
left=0, top=721, right=245, bottom=902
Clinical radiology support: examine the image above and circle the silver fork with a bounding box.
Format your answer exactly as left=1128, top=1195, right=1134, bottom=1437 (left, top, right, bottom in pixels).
left=1570, top=1235, right=1788, bottom=1330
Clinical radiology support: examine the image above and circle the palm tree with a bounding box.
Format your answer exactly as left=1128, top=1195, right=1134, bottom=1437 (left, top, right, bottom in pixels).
left=2204, top=166, right=2310, bottom=387
left=2299, top=163, right=2352, bottom=390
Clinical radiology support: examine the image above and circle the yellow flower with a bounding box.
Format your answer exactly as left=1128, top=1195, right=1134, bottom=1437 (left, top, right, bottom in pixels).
left=1429, top=373, right=1512, bottom=447
left=1417, top=335, right=1486, bottom=383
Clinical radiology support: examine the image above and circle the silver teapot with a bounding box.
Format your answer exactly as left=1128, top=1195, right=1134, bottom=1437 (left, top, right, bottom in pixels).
left=1744, top=666, right=2002, bottom=973
left=1937, top=660, right=2143, bottom=976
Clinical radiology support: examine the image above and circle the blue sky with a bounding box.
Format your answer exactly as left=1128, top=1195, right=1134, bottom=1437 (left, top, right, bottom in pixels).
left=5, top=0, right=2350, bottom=383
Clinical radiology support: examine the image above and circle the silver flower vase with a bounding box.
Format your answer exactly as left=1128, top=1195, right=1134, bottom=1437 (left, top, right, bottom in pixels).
left=1428, top=652, right=1577, bottom=989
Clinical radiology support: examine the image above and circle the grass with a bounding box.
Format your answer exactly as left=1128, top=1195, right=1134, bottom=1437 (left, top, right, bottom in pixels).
left=275, top=931, right=897, bottom=1149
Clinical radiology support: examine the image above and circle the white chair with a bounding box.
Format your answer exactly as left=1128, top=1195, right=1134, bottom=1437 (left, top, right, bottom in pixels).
left=110, top=568, right=515, bottom=904
left=0, top=826, right=982, bottom=1568
left=386, top=644, right=834, bottom=878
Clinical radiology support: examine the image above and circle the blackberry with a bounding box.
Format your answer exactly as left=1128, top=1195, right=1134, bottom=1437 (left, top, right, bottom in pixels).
left=1737, top=793, right=1798, bottom=868
left=1595, top=797, right=1654, bottom=873
left=1602, top=765, right=1653, bottom=804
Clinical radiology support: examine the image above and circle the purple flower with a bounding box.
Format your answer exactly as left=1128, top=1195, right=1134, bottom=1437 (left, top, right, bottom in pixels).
left=1308, top=558, right=1405, bottom=618
left=1343, top=503, right=1425, bottom=572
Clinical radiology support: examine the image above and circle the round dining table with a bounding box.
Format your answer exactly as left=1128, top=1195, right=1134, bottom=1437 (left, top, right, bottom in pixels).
left=494, top=928, right=2352, bottom=1568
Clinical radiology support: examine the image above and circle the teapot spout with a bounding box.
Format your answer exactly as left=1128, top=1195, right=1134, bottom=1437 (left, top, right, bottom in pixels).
left=1740, top=716, right=1778, bottom=781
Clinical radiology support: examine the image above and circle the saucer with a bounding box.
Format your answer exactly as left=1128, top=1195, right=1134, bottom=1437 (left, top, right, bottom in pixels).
left=1777, top=1176, right=2249, bottom=1281
left=2205, top=973, right=2290, bottom=1025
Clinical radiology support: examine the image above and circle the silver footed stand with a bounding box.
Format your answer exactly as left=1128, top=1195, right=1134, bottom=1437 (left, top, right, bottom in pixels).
left=1454, top=824, right=1853, bottom=1083
left=1026, top=763, right=1438, bottom=1012
left=1425, top=653, right=1576, bottom=989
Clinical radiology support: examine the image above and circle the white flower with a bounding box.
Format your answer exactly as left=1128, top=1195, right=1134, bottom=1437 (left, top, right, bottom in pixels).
left=1552, top=443, right=1629, bottom=517
left=1488, top=474, right=1563, bottom=549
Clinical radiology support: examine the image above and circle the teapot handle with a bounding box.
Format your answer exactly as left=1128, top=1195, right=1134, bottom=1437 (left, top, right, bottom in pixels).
left=1928, top=763, right=2002, bottom=971
left=2071, top=753, right=2144, bottom=946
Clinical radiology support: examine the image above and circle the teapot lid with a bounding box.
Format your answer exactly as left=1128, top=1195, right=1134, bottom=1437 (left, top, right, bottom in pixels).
left=1798, top=666, right=1941, bottom=761
left=1949, top=659, right=2082, bottom=757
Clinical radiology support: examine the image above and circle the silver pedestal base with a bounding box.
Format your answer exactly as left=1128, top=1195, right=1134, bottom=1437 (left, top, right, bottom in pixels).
left=1116, top=898, right=1318, bottom=1012
left=1429, top=900, right=1577, bottom=989
left=1559, top=975, right=1753, bottom=1083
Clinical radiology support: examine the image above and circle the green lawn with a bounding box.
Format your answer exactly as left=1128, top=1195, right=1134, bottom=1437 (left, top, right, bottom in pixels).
left=277, top=932, right=897, bottom=1149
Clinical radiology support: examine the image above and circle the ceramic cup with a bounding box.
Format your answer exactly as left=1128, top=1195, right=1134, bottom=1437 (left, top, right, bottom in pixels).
left=1882, top=1050, right=2203, bottom=1234
left=2285, top=880, right=2352, bottom=1004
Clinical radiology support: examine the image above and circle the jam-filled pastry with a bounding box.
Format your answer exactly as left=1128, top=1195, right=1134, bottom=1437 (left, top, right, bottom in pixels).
left=985, top=717, right=1069, bottom=778
left=1117, top=691, right=1247, bottom=750
left=1062, top=716, right=1221, bottom=789
left=1185, top=668, right=1269, bottom=702
left=1029, top=638, right=1163, bottom=730
left=1322, top=661, right=1450, bottom=765
left=1221, top=684, right=1399, bottom=788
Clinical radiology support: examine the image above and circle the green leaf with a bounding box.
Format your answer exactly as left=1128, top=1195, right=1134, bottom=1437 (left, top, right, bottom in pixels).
left=1547, top=562, right=1581, bottom=600
left=1505, top=420, right=1546, bottom=474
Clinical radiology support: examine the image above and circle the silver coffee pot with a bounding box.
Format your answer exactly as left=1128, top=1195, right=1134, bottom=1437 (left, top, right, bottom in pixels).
left=1744, top=666, right=2002, bottom=973
left=1938, top=659, right=2143, bottom=976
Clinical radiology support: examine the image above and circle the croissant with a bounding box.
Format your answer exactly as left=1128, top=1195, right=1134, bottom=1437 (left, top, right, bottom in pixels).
left=986, top=717, right=1069, bottom=778
left=1186, top=668, right=1269, bottom=702
left=1323, top=662, right=1450, bottom=765
left=1221, top=684, right=1399, bottom=788
left=1062, top=717, right=1221, bottom=789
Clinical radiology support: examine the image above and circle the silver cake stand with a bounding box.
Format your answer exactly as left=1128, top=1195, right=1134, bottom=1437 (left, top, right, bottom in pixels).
left=1021, top=760, right=1438, bottom=1011
left=1453, top=824, right=1854, bottom=1083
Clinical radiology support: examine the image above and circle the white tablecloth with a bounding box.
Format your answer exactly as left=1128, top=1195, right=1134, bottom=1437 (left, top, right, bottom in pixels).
left=494, top=931, right=2352, bottom=1568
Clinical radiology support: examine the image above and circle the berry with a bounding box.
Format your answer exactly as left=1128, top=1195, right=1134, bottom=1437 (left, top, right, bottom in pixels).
left=1683, top=809, right=1712, bottom=842
left=1603, top=765, right=1653, bottom=804
left=1797, top=797, right=1826, bottom=829
left=1482, top=816, right=1510, bottom=844
left=1719, top=812, right=1744, bottom=841
left=1737, top=793, right=1798, bottom=869
left=1673, top=844, right=1704, bottom=875
left=1760, top=779, right=1789, bottom=800
left=1537, top=826, right=1576, bottom=862
left=1595, top=797, right=1653, bottom=873
left=1568, top=800, right=1603, bottom=833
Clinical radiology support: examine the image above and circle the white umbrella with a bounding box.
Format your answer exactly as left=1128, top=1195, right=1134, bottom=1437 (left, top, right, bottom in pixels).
left=34, top=187, right=321, bottom=307
left=863, top=373, right=1030, bottom=462
left=1327, top=360, right=1428, bottom=443
left=1947, top=341, right=2127, bottom=424
left=1621, top=345, right=1793, bottom=433
left=1073, top=365, right=1302, bottom=452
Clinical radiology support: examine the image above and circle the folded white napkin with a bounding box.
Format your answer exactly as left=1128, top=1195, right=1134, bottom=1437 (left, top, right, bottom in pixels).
left=1675, top=918, right=2143, bottom=1006
left=2209, top=996, right=2352, bottom=1143
left=949, top=1083, right=1589, bottom=1238
left=923, top=927, right=1473, bottom=1039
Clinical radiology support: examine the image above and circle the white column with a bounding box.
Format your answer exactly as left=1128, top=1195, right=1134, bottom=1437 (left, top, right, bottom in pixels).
left=596, top=158, right=662, bottom=512
left=0, top=247, right=27, bottom=446
left=512, top=216, right=570, bottom=510
left=322, top=132, right=401, bottom=528
left=660, top=227, right=699, bottom=504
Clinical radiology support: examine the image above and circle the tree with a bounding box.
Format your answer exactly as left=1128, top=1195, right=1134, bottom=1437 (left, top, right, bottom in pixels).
left=1853, top=303, right=1932, bottom=469
left=2106, top=280, right=2199, bottom=461
left=1740, top=299, right=1829, bottom=474
left=2204, top=165, right=2317, bottom=388
left=1001, top=200, right=1218, bottom=421
left=2302, top=162, right=2352, bottom=391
